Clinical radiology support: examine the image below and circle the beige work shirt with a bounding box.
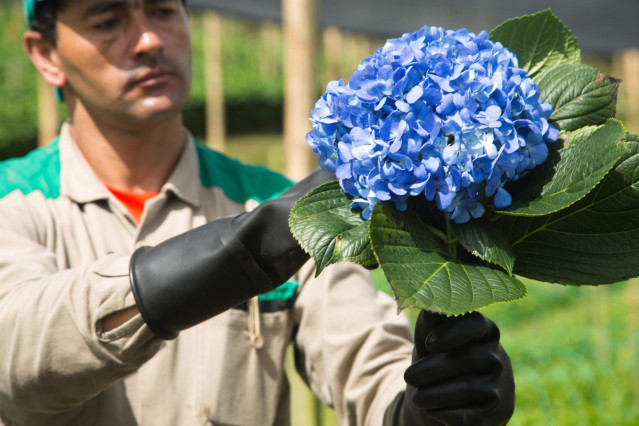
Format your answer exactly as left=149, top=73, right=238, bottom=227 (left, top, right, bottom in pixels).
left=0, top=124, right=413, bottom=426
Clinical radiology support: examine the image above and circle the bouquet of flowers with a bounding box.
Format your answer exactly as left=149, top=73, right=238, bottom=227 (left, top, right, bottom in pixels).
left=289, top=9, right=638, bottom=315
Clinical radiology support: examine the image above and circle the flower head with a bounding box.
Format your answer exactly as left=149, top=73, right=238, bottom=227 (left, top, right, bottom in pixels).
left=307, top=25, right=559, bottom=223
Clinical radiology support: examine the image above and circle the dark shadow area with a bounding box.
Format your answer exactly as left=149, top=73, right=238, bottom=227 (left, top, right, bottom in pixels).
left=183, top=96, right=284, bottom=141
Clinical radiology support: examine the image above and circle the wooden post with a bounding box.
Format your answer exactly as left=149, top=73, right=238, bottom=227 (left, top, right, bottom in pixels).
left=283, top=0, right=317, bottom=180
left=202, top=11, right=226, bottom=152
left=36, top=76, right=59, bottom=147
left=259, top=21, right=281, bottom=81
left=282, top=6, right=320, bottom=424
left=354, top=33, right=372, bottom=66
left=621, top=48, right=639, bottom=133
left=614, top=48, right=639, bottom=134
left=322, top=26, right=342, bottom=83
left=343, top=31, right=361, bottom=79
left=337, top=30, right=353, bottom=79
left=323, top=29, right=371, bottom=85
left=286, top=345, right=321, bottom=426
left=626, top=278, right=639, bottom=402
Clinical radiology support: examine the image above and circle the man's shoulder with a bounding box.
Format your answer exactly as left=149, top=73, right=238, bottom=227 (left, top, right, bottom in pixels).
left=0, top=139, right=61, bottom=199
left=194, top=141, right=294, bottom=203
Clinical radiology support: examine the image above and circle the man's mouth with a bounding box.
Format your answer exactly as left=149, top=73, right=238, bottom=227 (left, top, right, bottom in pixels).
left=131, top=68, right=175, bottom=88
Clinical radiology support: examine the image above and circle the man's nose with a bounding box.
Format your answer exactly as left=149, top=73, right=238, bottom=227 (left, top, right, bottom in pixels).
left=132, top=17, right=164, bottom=58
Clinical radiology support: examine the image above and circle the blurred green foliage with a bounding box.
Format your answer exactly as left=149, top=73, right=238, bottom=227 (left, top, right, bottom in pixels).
left=0, top=3, right=38, bottom=159
left=482, top=280, right=639, bottom=425
left=186, top=16, right=286, bottom=137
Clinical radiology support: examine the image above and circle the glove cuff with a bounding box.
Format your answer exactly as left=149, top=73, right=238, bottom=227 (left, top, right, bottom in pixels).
left=383, top=391, right=405, bottom=426
left=129, top=217, right=275, bottom=339
left=383, top=389, right=444, bottom=426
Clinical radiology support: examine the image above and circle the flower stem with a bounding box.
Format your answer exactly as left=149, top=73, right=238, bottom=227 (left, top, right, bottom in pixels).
left=427, top=225, right=449, bottom=243
left=486, top=210, right=502, bottom=223
left=445, top=219, right=457, bottom=260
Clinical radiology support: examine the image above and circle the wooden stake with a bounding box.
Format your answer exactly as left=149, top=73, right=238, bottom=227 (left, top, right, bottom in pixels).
left=622, top=49, right=639, bottom=133
left=322, top=26, right=342, bottom=83
left=354, top=33, right=372, bottom=66
left=203, top=11, right=226, bottom=152
left=36, top=75, right=59, bottom=147
left=626, top=278, right=639, bottom=401
left=259, top=21, right=281, bottom=81
left=286, top=344, right=321, bottom=426
left=283, top=0, right=317, bottom=180
left=614, top=48, right=639, bottom=133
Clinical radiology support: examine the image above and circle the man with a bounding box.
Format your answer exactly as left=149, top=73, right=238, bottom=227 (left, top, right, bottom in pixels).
left=0, top=0, right=515, bottom=425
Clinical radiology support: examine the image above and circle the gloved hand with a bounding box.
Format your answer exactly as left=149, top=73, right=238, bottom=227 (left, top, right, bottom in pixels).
left=129, top=168, right=335, bottom=339
left=384, top=310, right=515, bottom=426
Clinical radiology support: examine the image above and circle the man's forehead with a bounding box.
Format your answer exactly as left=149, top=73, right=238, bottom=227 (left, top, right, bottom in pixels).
left=66, top=0, right=179, bottom=12
left=24, top=0, right=183, bottom=30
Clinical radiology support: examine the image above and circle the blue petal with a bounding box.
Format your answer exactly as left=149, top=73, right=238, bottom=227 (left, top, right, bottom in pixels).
left=436, top=189, right=454, bottom=210
left=493, top=187, right=512, bottom=208
left=395, top=100, right=410, bottom=113
left=406, top=85, right=424, bottom=104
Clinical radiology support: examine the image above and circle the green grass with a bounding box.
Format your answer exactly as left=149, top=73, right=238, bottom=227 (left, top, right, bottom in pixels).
left=225, top=133, right=286, bottom=173
left=374, top=274, right=639, bottom=425
left=485, top=280, right=639, bottom=426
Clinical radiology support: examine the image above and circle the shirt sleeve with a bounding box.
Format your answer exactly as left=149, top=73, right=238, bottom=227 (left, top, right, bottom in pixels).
left=292, top=260, right=413, bottom=426
left=0, top=193, right=162, bottom=414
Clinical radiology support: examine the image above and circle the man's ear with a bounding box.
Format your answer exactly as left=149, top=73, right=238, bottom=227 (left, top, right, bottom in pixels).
left=23, top=30, right=66, bottom=89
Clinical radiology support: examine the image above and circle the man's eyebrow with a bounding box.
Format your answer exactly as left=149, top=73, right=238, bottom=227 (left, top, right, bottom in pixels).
left=82, top=1, right=128, bottom=19
left=81, top=0, right=181, bottom=19
left=145, top=0, right=181, bottom=5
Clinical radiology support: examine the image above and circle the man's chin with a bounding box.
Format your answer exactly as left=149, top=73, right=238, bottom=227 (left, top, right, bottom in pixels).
left=127, top=98, right=186, bottom=125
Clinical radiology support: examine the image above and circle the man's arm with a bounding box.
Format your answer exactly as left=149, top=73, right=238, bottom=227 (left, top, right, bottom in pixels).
left=0, top=219, right=160, bottom=413
left=102, top=306, right=139, bottom=331
left=291, top=260, right=414, bottom=425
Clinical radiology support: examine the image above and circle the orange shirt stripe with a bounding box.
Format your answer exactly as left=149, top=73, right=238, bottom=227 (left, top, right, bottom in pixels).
left=105, top=185, right=158, bottom=223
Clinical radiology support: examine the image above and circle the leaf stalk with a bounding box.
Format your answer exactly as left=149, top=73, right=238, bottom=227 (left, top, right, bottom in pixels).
left=445, top=219, right=457, bottom=260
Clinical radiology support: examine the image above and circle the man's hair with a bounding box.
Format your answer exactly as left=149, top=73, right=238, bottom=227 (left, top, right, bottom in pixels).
left=30, top=0, right=64, bottom=45
left=31, top=0, right=188, bottom=46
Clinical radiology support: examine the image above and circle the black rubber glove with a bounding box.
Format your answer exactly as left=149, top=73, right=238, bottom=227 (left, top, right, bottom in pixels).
left=384, top=310, right=515, bottom=426
left=129, top=168, right=335, bottom=339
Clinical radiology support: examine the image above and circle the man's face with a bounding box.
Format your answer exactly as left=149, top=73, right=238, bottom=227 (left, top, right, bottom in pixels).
left=54, top=0, right=191, bottom=128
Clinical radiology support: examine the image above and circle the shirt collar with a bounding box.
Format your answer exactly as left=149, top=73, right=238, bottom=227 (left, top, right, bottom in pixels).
left=59, top=122, right=201, bottom=208
left=160, top=132, right=200, bottom=208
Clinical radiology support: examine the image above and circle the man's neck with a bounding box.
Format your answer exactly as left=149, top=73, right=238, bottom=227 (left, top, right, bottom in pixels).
left=68, top=109, right=186, bottom=193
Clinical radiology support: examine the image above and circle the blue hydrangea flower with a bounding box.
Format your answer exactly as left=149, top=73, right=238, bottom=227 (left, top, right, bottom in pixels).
left=306, top=25, right=559, bottom=223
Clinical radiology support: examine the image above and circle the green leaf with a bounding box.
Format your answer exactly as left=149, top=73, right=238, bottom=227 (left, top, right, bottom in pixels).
left=535, top=64, right=619, bottom=132
left=502, top=119, right=628, bottom=216
left=489, top=9, right=581, bottom=78
left=369, top=203, right=526, bottom=315
left=500, top=133, right=639, bottom=285
left=289, top=180, right=377, bottom=274
left=453, top=219, right=515, bottom=275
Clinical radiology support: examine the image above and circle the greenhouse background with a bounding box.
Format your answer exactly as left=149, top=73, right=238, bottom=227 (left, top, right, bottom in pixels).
left=1, top=0, right=639, bottom=424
